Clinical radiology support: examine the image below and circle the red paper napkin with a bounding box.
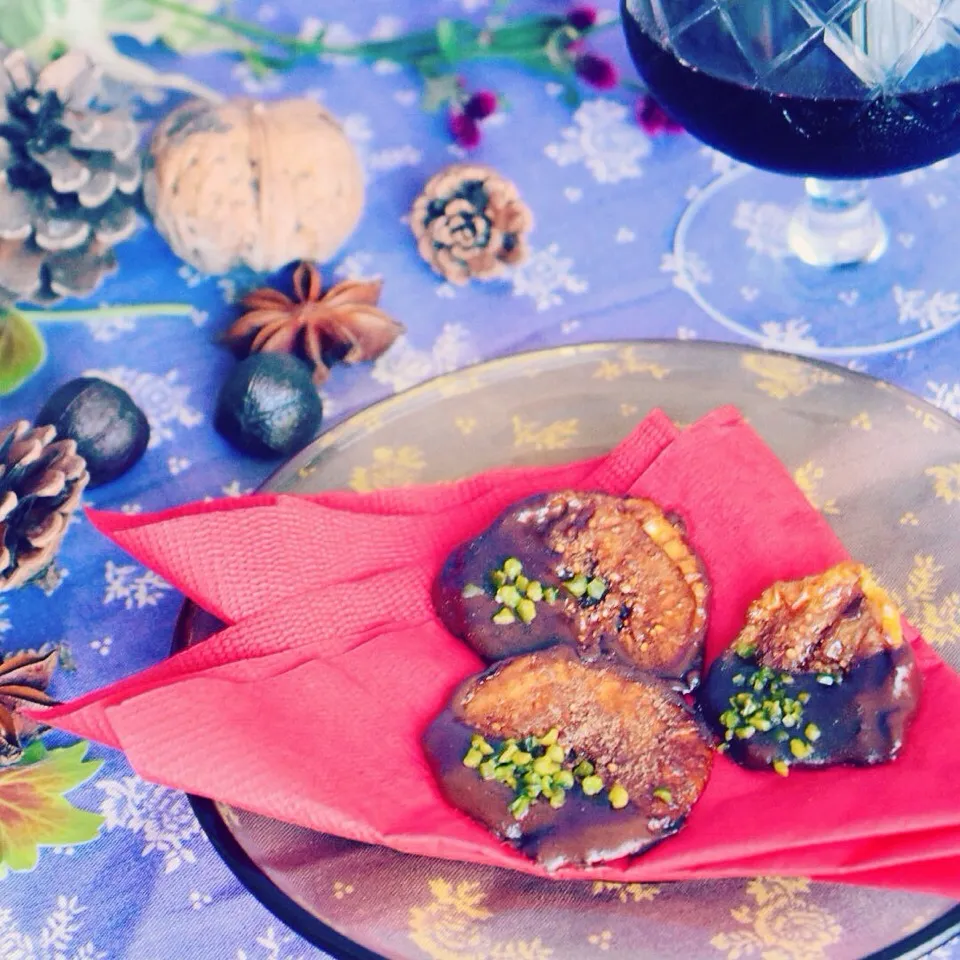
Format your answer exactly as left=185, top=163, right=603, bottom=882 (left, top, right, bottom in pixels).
left=33, top=407, right=960, bottom=897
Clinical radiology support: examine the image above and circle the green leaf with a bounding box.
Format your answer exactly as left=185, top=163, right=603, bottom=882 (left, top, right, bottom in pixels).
left=0, top=310, right=46, bottom=397
left=0, top=741, right=104, bottom=876
left=435, top=18, right=459, bottom=63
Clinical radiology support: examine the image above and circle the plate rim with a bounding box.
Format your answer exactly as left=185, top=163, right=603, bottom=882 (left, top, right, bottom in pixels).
left=178, top=338, right=960, bottom=960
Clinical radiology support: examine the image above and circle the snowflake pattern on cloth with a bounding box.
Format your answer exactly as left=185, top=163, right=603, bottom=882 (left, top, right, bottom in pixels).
left=0, top=897, right=106, bottom=960
left=372, top=323, right=478, bottom=392
left=98, top=776, right=204, bottom=874
left=511, top=244, right=588, bottom=311
left=103, top=561, right=171, bottom=609
left=545, top=99, right=652, bottom=183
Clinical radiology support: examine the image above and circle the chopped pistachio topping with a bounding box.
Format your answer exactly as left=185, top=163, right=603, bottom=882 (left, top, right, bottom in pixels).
left=486, top=558, right=561, bottom=624
left=463, top=730, right=623, bottom=820
left=816, top=672, right=839, bottom=686
left=546, top=743, right=566, bottom=764
left=471, top=734, right=494, bottom=756
left=652, top=786, right=673, bottom=804
left=540, top=727, right=560, bottom=746
left=772, top=759, right=790, bottom=777
left=735, top=642, right=756, bottom=658
left=461, top=583, right=485, bottom=599
left=608, top=783, right=629, bottom=809
left=564, top=574, right=588, bottom=598
left=496, top=585, right=522, bottom=608
left=586, top=577, right=608, bottom=600
left=789, top=738, right=812, bottom=759
left=720, top=661, right=817, bottom=752
left=581, top=774, right=604, bottom=796
left=516, top=598, right=537, bottom=623
left=804, top=723, right=821, bottom=742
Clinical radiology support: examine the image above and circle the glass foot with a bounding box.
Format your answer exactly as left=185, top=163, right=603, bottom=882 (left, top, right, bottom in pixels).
left=672, top=160, right=960, bottom=358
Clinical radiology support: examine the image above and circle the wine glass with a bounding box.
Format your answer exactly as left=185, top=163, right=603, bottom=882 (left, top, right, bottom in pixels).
left=623, top=0, right=960, bottom=356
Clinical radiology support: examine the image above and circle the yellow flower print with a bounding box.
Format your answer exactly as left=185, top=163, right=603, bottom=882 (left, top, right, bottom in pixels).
left=408, top=879, right=553, bottom=960
left=512, top=416, right=578, bottom=451
left=349, top=445, right=426, bottom=491
left=711, top=877, right=842, bottom=960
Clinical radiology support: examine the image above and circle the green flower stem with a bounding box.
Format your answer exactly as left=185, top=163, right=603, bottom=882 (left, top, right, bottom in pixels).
left=26, top=304, right=196, bottom=323
left=141, top=0, right=620, bottom=69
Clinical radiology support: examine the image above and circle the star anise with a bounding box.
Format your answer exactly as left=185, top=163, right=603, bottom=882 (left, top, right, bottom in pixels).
left=0, top=648, right=58, bottom=764
left=225, top=261, right=404, bottom=385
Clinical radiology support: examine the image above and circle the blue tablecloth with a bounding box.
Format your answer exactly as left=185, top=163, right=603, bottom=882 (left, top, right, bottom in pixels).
left=3, top=1, right=960, bottom=956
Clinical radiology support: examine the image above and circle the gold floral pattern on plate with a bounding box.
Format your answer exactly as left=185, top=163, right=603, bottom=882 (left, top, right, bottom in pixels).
left=741, top=355, right=843, bottom=401
left=587, top=930, right=613, bottom=951
left=454, top=417, right=478, bottom=436
left=710, top=877, right=842, bottom=960
left=349, top=445, right=426, bottom=491
left=593, top=346, right=670, bottom=383
left=590, top=882, right=661, bottom=903
left=792, top=462, right=839, bottom=516
left=926, top=463, right=960, bottom=504
left=512, top=416, right=579, bottom=451
left=409, top=879, right=553, bottom=960
left=850, top=412, right=872, bottom=430
left=907, top=404, right=943, bottom=433
left=891, top=554, right=960, bottom=646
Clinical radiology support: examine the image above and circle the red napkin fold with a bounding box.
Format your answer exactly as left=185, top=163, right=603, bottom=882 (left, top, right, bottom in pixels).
left=34, top=407, right=960, bottom=897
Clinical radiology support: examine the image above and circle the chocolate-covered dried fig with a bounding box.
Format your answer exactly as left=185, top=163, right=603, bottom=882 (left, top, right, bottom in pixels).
left=423, top=646, right=713, bottom=870
left=433, top=491, right=708, bottom=689
left=700, top=562, right=921, bottom=774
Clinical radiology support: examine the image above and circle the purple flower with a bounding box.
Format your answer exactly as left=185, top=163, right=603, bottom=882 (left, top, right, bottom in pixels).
left=635, top=96, right=684, bottom=135
left=575, top=52, right=618, bottom=90
left=449, top=111, right=482, bottom=148
left=567, top=5, right=598, bottom=30
left=464, top=90, right=498, bottom=121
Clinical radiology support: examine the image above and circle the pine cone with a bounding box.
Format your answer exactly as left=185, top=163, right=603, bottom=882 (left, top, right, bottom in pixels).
left=0, top=648, right=58, bottom=765
left=0, top=48, right=142, bottom=304
left=0, top=420, right=89, bottom=591
left=410, top=163, right=532, bottom=285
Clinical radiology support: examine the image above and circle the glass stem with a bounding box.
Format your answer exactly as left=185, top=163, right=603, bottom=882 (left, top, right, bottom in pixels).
left=788, top=178, right=888, bottom=268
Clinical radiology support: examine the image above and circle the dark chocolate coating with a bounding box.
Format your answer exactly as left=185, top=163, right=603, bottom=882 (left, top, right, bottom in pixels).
left=424, top=710, right=680, bottom=871
left=700, top=645, right=922, bottom=769
left=432, top=491, right=707, bottom=688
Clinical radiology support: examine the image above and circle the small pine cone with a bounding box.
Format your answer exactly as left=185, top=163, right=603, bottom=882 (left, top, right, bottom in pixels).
left=410, top=163, right=533, bottom=285
left=0, top=48, right=142, bottom=305
left=0, top=421, right=89, bottom=591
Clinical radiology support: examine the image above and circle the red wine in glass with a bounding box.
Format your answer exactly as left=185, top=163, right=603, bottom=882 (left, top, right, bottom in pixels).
left=622, top=0, right=960, bottom=264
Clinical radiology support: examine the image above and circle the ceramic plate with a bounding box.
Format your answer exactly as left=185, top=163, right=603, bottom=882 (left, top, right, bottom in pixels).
left=175, top=340, right=960, bottom=960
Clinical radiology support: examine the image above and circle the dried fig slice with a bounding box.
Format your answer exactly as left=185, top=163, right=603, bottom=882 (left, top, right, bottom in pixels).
left=432, top=491, right=708, bottom=689
left=700, top=561, right=921, bottom=774
left=423, top=646, right=713, bottom=869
